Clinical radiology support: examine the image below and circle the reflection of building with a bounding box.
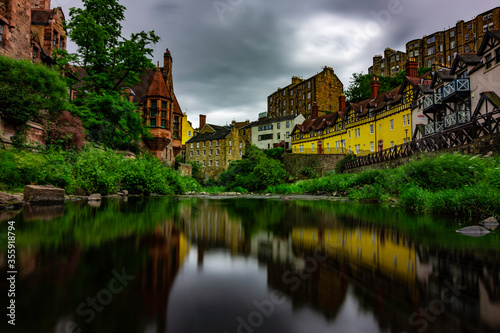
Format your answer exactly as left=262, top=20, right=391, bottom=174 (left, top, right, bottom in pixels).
left=292, top=226, right=417, bottom=286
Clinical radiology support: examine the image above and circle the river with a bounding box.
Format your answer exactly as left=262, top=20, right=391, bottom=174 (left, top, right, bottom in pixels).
left=1, top=196, right=499, bottom=333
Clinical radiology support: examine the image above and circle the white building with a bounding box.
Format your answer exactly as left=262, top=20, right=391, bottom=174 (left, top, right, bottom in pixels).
left=251, top=114, right=305, bottom=150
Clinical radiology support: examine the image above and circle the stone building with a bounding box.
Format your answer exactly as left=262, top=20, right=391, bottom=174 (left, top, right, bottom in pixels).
left=0, top=0, right=66, bottom=65
left=130, top=49, right=183, bottom=165
left=368, top=48, right=407, bottom=77
left=267, top=66, right=343, bottom=119
left=185, top=115, right=249, bottom=181
left=369, top=6, right=500, bottom=75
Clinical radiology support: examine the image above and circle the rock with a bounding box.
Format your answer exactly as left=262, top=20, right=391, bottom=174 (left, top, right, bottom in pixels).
left=266, top=193, right=272, bottom=196
left=0, top=192, right=23, bottom=205
left=479, top=217, right=499, bottom=229
left=280, top=196, right=291, bottom=200
left=332, top=191, right=338, bottom=196
left=120, top=190, right=129, bottom=196
left=88, top=193, right=102, bottom=201
left=456, top=226, right=490, bottom=237
left=24, top=185, right=65, bottom=205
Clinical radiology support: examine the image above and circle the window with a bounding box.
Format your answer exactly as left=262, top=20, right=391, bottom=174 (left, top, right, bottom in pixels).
left=173, top=116, right=180, bottom=139
left=370, top=142, right=374, bottom=152
left=216, top=140, right=219, bottom=146
left=160, top=110, right=166, bottom=118
left=467, top=23, right=472, bottom=29
left=203, top=141, right=206, bottom=147
left=209, top=160, right=213, bottom=166
left=190, top=151, right=193, bottom=157
left=486, top=54, right=493, bottom=69
left=465, top=45, right=470, bottom=53
left=428, top=46, right=435, bottom=55
left=439, top=44, right=443, bottom=52
left=210, top=141, right=213, bottom=147
left=370, top=124, right=374, bottom=134
left=407, top=114, right=411, bottom=126
left=489, top=13, right=493, bottom=19
left=348, top=131, right=351, bottom=139
left=307, top=81, right=311, bottom=88
left=403, top=115, right=406, bottom=126
left=409, top=51, right=414, bottom=58
left=483, top=14, right=488, bottom=21
left=239, top=142, right=242, bottom=148
left=196, top=142, right=199, bottom=148
left=210, top=149, right=213, bottom=156
left=396, top=54, right=399, bottom=61
left=150, top=100, right=157, bottom=108
left=483, top=24, right=488, bottom=32
left=277, top=123, right=281, bottom=129
left=229, top=148, right=232, bottom=155
left=202, top=161, right=206, bottom=167
left=414, top=50, right=419, bottom=56
left=203, top=150, right=206, bottom=156
left=190, top=143, right=193, bottom=149
left=53, top=31, right=57, bottom=46
left=450, top=41, right=455, bottom=49
left=391, top=141, right=395, bottom=148
left=0, top=23, right=4, bottom=43
left=390, top=119, right=394, bottom=130
left=496, top=48, right=500, bottom=63
left=286, top=121, right=290, bottom=128
left=450, top=30, right=455, bottom=38
left=311, top=143, right=314, bottom=151
left=307, top=92, right=311, bottom=99
left=161, top=101, right=167, bottom=109
left=327, top=143, right=329, bottom=151
left=229, top=140, right=232, bottom=146
left=196, top=150, right=199, bottom=157
left=465, top=33, right=469, bottom=41
left=277, top=133, right=281, bottom=140
left=391, top=66, right=396, bottom=73
left=489, top=23, right=494, bottom=30
left=150, top=109, right=157, bottom=117
left=216, top=148, right=219, bottom=155
left=150, top=118, right=156, bottom=127
left=32, top=48, right=37, bottom=63
left=160, top=119, right=166, bottom=128
left=216, top=160, right=219, bottom=167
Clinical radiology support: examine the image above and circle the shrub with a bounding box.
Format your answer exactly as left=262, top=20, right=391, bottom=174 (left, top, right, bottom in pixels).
left=335, top=153, right=356, bottom=174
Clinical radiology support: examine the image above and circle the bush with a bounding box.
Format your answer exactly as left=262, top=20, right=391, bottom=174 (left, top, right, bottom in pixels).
left=335, top=153, right=356, bottom=174
left=44, top=111, right=86, bottom=151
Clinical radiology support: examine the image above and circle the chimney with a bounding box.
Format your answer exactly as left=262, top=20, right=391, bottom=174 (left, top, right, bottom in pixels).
left=338, top=93, right=346, bottom=111
left=370, top=76, right=381, bottom=99
left=405, top=59, right=418, bottom=78
left=199, top=114, right=206, bottom=130
left=312, top=102, right=319, bottom=119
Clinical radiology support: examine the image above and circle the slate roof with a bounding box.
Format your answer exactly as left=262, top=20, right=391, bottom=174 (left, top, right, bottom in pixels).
left=186, top=124, right=232, bottom=143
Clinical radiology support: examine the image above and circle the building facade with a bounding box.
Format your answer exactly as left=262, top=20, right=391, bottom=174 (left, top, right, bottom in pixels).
left=185, top=116, right=249, bottom=180
left=267, top=66, right=343, bottom=119
left=369, top=7, right=500, bottom=75
left=250, top=114, right=304, bottom=150
left=0, top=0, right=66, bottom=65
left=131, top=49, right=183, bottom=164
left=181, top=112, right=195, bottom=148
left=368, top=48, right=407, bottom=77
left=292, top=62, right=423, bottom=156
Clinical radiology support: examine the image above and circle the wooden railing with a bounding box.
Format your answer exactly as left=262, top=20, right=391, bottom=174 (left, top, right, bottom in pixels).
left=344, top=109, right=500, bottom=170
left=442, top=78, right=470, bottom=99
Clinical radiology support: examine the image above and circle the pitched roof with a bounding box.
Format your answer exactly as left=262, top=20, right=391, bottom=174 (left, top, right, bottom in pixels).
left=477, top=30, right=500, bottom=55
left=147, top=67, right=170, bottom=98
left=186, top=124, right=232, bottom=143
left=450, top=54, right=482, bottom=74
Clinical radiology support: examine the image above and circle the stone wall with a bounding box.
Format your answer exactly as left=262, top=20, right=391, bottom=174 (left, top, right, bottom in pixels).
left=0, top=0, right=32, bottom=60
left=283, top=153, right=346, bottom=176
left=346, top=133, right=500, bottom=173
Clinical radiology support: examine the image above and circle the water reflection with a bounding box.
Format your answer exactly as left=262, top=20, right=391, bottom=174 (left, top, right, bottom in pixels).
left=0, top=197, right=499, bottom=333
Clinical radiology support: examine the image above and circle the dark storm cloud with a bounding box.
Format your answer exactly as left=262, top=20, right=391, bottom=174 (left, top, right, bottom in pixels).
left=62, top=0, right=500, bottom=127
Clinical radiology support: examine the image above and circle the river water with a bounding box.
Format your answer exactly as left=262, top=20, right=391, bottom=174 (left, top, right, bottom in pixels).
left=1, top=196, right=499, bottom=333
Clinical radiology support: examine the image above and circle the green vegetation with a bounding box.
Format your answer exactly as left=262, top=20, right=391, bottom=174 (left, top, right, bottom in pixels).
left=0, top=147, right=200, bottom=195
left=56, top=0, right=159, bottom=151
left=216, top=145, right=287, bottom=192
left=267, top=153, right=500, bottom=219
left=345, top=67, right=431, bottom=104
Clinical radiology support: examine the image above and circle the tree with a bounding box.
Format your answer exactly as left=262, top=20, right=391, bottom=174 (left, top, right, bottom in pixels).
left=0, top=56, right=69, bottom=126
left=56, top=0, right=160, bottom=150
left=345, top=67, right=432, bottom=104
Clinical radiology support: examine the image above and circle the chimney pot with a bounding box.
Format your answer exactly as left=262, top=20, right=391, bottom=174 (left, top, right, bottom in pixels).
left=370, top=76, right=381, bottom=99
left=199, top=114, right=206, bottom=130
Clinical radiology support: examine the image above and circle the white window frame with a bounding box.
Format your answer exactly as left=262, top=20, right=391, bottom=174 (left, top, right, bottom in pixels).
left=390, top=119, right=394, bottom=130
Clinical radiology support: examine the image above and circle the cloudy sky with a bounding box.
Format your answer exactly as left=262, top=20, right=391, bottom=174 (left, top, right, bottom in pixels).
left=54, top=0, right=498, bottom=128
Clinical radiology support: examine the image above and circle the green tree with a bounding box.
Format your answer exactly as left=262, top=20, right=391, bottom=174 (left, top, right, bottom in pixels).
left=0, top=56, right=69, bottom=126
left=56, top=0, right=160, bottom=150
left=345, top=67, right=432, bottom=104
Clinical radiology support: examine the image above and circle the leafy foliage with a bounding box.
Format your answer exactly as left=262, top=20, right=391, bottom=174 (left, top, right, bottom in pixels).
left=0, top=56, right=69, bottom=125
left=44, top=111, right=86, bottom=151
left=217, top=145, right=288, bottom=192
left=56, top=0, right=159, bottom=150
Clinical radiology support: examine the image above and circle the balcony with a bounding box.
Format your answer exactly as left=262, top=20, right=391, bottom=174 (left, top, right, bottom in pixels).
left=424, top=121, right=444, bottom=136
left=442, top=78, right=470, bottom=100
left=423, top=93, right=442, bottom=113
left=444, top=110, right=471, bottom=128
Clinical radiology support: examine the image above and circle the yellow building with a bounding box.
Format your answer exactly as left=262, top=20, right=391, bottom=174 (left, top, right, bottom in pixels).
left=292, top=62, right=422, bottom=156
left=182, top=112, right=195, bottom=147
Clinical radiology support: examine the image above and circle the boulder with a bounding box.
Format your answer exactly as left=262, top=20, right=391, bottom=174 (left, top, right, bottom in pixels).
left=456, top=226, right=490, bottom=237
left=0, top=192, right=23, bottom=207
left=479, top=217, right=499, bottom=229
left=24, top=185, right=65, bottom=205
left=88, top=193, right=102, bottom=201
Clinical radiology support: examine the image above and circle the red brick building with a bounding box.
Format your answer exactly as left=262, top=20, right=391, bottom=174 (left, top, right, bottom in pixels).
left=130, top=49, right=183, bottom=165
left=0, top=0, right=66, bottom=65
